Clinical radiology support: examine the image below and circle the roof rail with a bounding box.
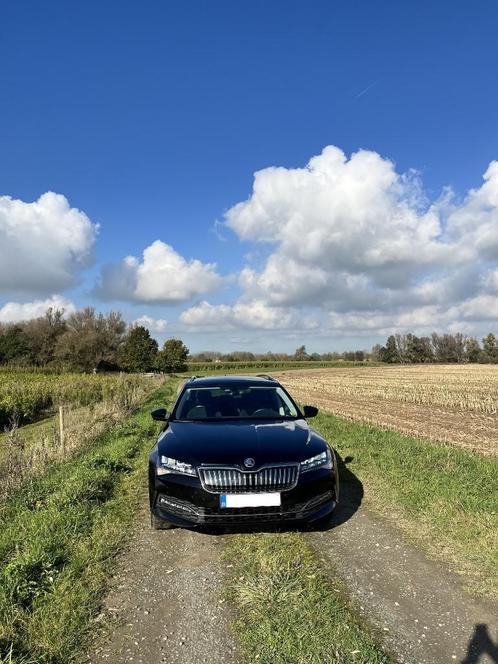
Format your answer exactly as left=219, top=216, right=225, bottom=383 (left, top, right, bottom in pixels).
left=255, top=374, right=274, bottom=381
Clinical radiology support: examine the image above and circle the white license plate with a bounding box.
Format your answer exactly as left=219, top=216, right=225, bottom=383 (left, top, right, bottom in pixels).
left=220, top=493, right=281, bottom=508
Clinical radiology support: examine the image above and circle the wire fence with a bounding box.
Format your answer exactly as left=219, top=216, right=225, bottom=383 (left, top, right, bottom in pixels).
left=0, top=376, right=164, bottom=502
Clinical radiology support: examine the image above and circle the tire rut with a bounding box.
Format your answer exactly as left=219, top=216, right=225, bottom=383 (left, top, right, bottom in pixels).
left=84, top=508, right=239, bottom=664
left=308, top=506, right=498, bottom=664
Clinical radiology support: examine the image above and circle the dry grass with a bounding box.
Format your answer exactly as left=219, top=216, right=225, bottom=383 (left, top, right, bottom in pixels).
left=0, top=375, right=164, bottom=501
left=276, top=364, right=498, bottom=456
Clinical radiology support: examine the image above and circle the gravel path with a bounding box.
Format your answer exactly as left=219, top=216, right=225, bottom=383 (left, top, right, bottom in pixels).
left=83, top=482, right=497, bottom=664
left=84, top=507, right=239, bottom=664
left=309, top=505, right=498, bottom=664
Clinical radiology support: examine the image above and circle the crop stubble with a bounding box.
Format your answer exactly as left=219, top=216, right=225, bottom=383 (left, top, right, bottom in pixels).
left=276, top=365, right=498, bottom=456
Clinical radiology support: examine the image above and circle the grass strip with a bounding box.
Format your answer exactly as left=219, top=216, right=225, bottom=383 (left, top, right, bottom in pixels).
left=313, top=412, right=498, bottom=598
left=0, top=379, right=179, bottom=664
left=224, top=532, right=392, bottom=664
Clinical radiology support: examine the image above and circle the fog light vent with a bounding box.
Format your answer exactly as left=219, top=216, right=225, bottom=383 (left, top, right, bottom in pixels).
left=158, top=495, right=197, bottom=514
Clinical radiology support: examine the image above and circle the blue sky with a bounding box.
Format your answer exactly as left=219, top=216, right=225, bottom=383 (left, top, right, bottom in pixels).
left=1, top=0, right=498, bottom=352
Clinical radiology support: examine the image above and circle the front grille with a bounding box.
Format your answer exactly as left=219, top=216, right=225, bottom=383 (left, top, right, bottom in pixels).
left=198, top=464, right=299, bottom=494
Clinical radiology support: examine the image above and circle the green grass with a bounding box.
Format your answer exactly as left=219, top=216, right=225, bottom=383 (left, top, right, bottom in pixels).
left=312, top=412, right=498, bottom=598
left=0, top=380, right=179, bottom=664
left=224, top=532, right=392, bottom=664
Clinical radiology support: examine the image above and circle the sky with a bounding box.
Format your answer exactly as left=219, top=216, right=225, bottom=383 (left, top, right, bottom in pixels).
left=1, top=0, right=498, bottom=353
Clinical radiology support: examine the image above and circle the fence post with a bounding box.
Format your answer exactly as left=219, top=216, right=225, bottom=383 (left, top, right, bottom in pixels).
left=59, top=405, right=65, bottom=454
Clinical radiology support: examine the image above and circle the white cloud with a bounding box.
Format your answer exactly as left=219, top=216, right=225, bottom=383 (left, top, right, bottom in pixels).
left=324, top=296, right=498, bottom=337
left=96, top=240, right=223, bottom=304
left=483, top=269, right=498, bottom=293
left=180, top=300, right=318, bottom=331
left=205, top=146, right=498, bottom=337
left=133, top=315, right=168, bottom=334
left=0, top=295, right=75, bottom=324
left=0, top=192, right=97, bottom=294
left=226, top=146, right=449, bottom=289
left=326, top=306, right=442, bottom=334
left=452, top=295, right=498, bottom=322
left=445, top=161, right=498, bottom=260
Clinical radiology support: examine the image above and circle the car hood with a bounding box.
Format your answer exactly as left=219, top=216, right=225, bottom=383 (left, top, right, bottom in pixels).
left=157, top=419, right=326, bottom=468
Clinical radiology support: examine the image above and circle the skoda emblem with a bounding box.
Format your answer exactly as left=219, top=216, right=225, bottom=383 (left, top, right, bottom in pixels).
left=244, top=457, right=255, bottom=468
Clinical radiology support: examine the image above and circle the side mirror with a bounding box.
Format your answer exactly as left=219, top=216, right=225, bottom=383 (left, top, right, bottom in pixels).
left=303, top=405, right=319, bottom=418
left=151, top=408, right=168, bottom=421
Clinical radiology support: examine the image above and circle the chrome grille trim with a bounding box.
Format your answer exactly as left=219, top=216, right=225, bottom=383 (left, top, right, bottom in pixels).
left=198, top=464, right=299, bottom=494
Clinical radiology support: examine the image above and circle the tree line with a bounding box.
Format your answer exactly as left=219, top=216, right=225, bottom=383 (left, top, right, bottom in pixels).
left=1, top=307, right=497, bottom=370
left=0, top=307, right=189, bottom=372
left=372, top=332, right=498, bottom=364
left=190, top=345, right=367, bottom=363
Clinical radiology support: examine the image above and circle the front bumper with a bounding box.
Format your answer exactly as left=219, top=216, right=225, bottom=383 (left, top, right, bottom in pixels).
left=149, top=465, right=338, bottom=527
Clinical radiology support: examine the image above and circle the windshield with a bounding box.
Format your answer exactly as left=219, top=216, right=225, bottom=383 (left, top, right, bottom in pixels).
left=173, top=386, right=300, bottom=421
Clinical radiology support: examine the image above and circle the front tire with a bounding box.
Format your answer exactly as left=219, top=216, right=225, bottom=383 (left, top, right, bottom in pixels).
left=150, top=511, right=173, bottom=530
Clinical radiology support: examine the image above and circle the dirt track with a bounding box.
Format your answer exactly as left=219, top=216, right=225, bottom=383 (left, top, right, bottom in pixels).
left=84, top=506, right=239, bottom=664
left=85, top=490, right=497, bottom=664
left=310, top=510, right=498, bottom=664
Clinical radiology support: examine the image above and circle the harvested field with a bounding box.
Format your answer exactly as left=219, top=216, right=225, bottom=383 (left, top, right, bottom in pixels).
left=276, top=364, right=498, bottom=456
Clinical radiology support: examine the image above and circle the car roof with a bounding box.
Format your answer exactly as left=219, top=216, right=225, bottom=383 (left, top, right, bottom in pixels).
left=185, top=374, right=280, bottom=388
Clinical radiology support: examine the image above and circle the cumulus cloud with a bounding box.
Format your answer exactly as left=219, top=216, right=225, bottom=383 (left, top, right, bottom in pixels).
left=133, top=315, right=168, bottom=334
left=0, top=295, right=75, bottom=324
left=203, top=145, right=498, bottom=336
left=226, top=146, right=449, bottom=289
left=96, top=240, right=223, bottom=304
left=482, top=269, right=498, bottom=293
left=180, top=300, right=318, bottom=331
left=452, top=295, right=498, bottom=322
left=0, top=192, right=97, bottom=294
left=445, top=161, right=498, bottom=260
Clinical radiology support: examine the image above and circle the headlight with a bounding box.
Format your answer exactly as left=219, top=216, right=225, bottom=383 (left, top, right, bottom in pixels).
left=300, top=448, right=332, bottom=472
left=157, top=455, right=197, bottom=476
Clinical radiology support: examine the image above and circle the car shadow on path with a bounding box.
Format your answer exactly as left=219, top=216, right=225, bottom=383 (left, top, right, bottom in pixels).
left=194, top=452, right=364, bottom=536
left=306, top=452, right=364, bottom=533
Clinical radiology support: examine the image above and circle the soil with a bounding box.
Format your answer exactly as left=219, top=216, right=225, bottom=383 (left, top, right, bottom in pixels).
left=83, top=506, right=239, bottom=664
left=275, top=368, right=498, bottom=456
left=309, top=499, right=498, bottom=664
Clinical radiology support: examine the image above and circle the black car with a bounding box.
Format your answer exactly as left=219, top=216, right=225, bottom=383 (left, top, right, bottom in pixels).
left=148, top=374, right=339, bottom=528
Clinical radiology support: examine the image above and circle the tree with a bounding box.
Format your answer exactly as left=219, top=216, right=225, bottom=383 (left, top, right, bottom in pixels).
left=465, top=337, right=481, bottom=363
left=119, top=326, right=158, bottom=372
left=395, top=334, right=408, bottom=362
left=23, top=308, right=66, bottom=366
left=157, top=338, right=189, bottom=373
left=454, top=333, right=466, bottom=363
left=482, top=333, right=498, bottom=363
left=379, top=335, right=399, bottom=363
left=371, top=344, right=384, bottom=362
left=294, top=345, right=308, bottom=361
left=55, top=308, right=126, bottom=371
left=404, top=334, right=433, bottom=363
left=431, top=333, right=459, bottom=363
left=0, top=325, right=30, bottom=364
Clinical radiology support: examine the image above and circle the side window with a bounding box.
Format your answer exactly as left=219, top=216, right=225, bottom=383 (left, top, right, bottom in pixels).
left=276, top=387, right=298, bottom=417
